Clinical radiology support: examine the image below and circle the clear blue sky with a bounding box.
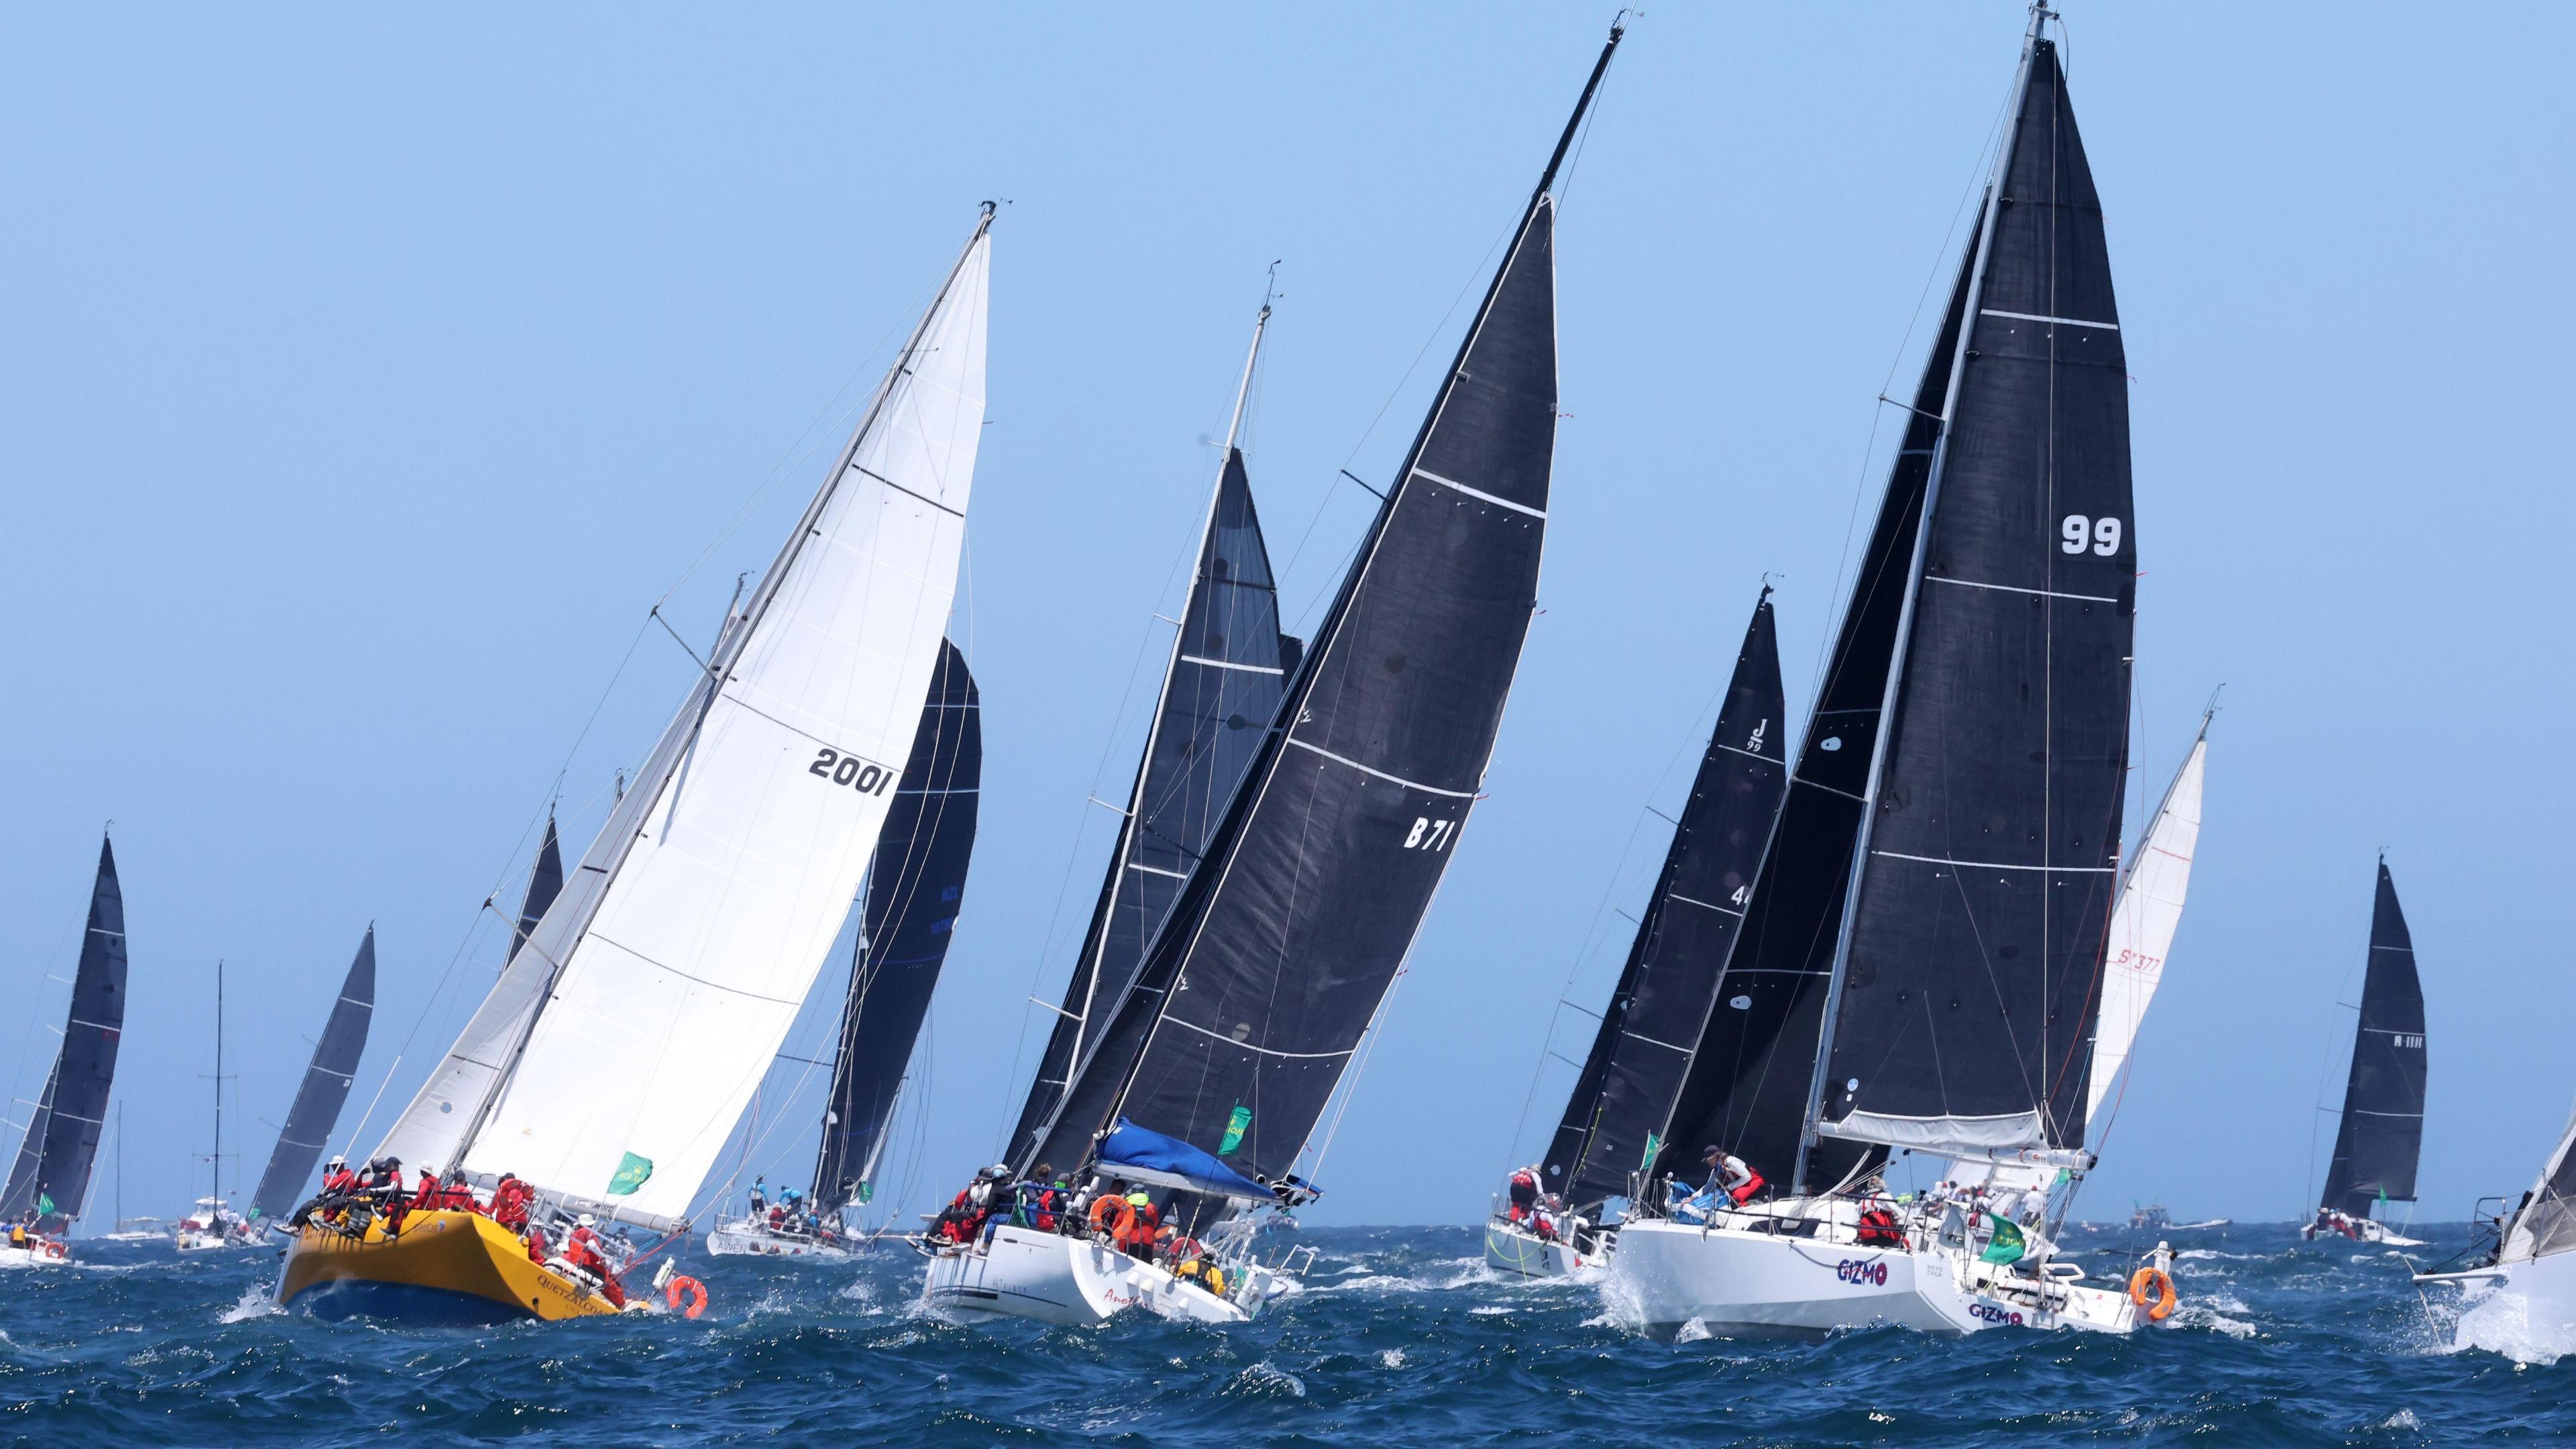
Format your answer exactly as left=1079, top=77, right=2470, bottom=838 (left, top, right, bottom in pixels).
left=4, top=4, right=2569, bottom=1230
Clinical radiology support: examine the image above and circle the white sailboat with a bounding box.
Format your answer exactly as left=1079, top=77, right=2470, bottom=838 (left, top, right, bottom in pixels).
left=277, top=204, right=994, bottom=1323
left=1610, top=6, right=2182, bottom=1340
left=175, top=962, right=261, bottom=1252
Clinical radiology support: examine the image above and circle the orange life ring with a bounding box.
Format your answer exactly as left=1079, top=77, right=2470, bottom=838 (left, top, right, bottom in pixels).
left=42, top=1240, right=67, bottom=1260
left=665, top=1274, right=708, bottom=1319
left=2127, top=1266, right=2177, bottom=1322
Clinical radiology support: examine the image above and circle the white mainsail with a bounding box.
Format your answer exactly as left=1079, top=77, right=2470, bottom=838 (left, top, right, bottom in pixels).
left=2086, top=723, right=2208, bottom=1124
left=379, top=211, right=991, bottom=1230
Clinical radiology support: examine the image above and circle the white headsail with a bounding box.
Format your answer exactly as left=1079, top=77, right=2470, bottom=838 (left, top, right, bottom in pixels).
left=378, top=211, right=992, bottom=1230
left=2086, top=722, right=2208, bottom=1124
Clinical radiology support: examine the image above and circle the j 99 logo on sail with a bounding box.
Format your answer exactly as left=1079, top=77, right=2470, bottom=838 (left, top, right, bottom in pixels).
left=2060, top=515, right=2123, bottom=556
left=809, top=748, right=896, bottom=796
left=1403, top=817, right=1455, bottom=852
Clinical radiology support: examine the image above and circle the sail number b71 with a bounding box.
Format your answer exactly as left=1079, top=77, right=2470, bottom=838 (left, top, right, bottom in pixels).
left=808, top=747, right=898, bottom=797
left=1403, top=817, right=1456, bottom=851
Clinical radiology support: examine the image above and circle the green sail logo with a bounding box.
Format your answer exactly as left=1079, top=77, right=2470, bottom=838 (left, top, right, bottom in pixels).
left=1218, top=1106, right=1252, bottom=1156
left=607, top=1152, right=654, bottom=1196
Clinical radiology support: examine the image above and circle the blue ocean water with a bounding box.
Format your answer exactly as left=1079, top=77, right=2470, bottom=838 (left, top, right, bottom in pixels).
left=0, top=1221, right=2567, bottom=1446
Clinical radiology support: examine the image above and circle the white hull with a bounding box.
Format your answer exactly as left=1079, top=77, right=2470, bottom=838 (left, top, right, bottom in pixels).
left=0, top=1241, right=72, bottom=1268
left=2303, top=1216, right=2420, bottom=1246
left=1483, top=1221, right=1601, bottom=1278
left=174, top=1230, right=259, bottom=1253
left=2424, top=1250, right=2576, bottom=1354
left=922, top=1222, right=1260, bottom=1326
left=707, top=1220, right=857, bottom=1261
left=1609, top=1219, right=2143, bottom=1340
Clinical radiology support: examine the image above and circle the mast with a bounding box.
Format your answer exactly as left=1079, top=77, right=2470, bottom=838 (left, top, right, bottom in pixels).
left=1792, top=5, right=2050, bottom=1193
left=212, top=961, right=225, bottom=1208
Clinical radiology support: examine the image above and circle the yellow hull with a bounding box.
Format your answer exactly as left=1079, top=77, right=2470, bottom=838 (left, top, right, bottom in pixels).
left=278, top=1209, right=623, bottom=1324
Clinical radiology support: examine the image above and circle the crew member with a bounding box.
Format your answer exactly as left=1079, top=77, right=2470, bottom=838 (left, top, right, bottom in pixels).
left=565, top=1213, right=627, bottom=1307
left=1506, top=1165, right=1543, bottom=1227
left=1703, top=1146, right=1763, bottom=1205
left=492, top=1173, right=533, bottom=1232
left=1119, top=1192, right=1161, bottom=1263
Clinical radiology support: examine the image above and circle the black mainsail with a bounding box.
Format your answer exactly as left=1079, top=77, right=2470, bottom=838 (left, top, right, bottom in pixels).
left=813, top=639, right=983, bottom=1211
left=1804, top=23, right=2135, bottom=1177
left=1660, top=246, right=1976, bottom=1195
left=1006, top=323, right=1297, bottom=1161
left=1, top=836, right=129, bottom=1233
left=1024, top=25, right=1621, bottom=1187
left=249, top=928, right=378, bottom=1223
left=2318, top=860, right=2427, bottom=1218
left=1541, top=588, right=1788, bottom=1208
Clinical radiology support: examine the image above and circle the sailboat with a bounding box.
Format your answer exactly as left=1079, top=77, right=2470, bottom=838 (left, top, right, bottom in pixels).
left=0, top=835, right=126, bottom=1268
left=1610, top=7, right=2176, bottom=1338
left=176, top=961, right=256, bottom=1251
left=925, top=25, right=1621, bottom=1328
left=1487, top=587, right=1790, bottom=1279
left=708, top=638, right=983, bottom=1260
left=243, top=928, right=378, bottom=1238
left=276, top=203, right=994, bottom=1323
left=2302, top=860, right=2426, bottom=1246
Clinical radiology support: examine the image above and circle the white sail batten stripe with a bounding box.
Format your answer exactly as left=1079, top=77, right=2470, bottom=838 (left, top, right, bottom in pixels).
left=1125, top=861, right=1190, bottom=880
left=851, top=464, right=965, bottom=518
left=1619, top=1029, right=1694, bottom=1055
left=1980, top=307, right=2119, bottom=331
left=1285, top=737, right=1477, bottom=798
left=1411, top=467, right=1547, bottom=519
left=1665, top=892, right=1746, bottom=918
left=2350, top=1108, right=2424, bottom=1118
left=1794, top=776, right=1868, bottom=803
left=1927, top=575, right=2120, bottom=605
left=1712, top=742, right=1775, bottom=762
left=1180, top=655, right=1285, bottom=676
left=1872, top=849, right=2116, bottom=874
left=1159, top=1015, right=1354, bottom=1061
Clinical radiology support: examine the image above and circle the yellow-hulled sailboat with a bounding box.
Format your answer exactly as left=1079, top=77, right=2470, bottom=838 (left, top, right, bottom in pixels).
left=278, top=204, right=995, bottom=1324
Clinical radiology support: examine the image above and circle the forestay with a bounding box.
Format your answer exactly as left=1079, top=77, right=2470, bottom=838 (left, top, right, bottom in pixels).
left=1812, top=35, right=2135, bottom=1161
left=1544, top=588, right=1787, bottom=1208
left=814, top=639, right=982, bottom=1211
left=250, top=927, right=377, bottom=1221
left=383, top=211, right=991, bottom=1230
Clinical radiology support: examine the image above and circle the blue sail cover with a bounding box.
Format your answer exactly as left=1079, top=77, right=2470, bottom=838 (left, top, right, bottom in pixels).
left=1098, top=1118, right=1269, bottom=1201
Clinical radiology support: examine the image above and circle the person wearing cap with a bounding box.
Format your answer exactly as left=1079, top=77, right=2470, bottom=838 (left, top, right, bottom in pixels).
left=1702, top=1146, right=1762, bottom=1207
left=564, top=1212, right=627, bottom=1307
left=321, top=1156, right=356, bottom=1195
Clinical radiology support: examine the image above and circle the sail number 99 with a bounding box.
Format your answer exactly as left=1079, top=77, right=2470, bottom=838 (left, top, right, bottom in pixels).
left=810, top=748, right=896, bottom=796
left=2061, top=515, right=2122, bottom=556
left=1403, top=817, right=1456, bottom=851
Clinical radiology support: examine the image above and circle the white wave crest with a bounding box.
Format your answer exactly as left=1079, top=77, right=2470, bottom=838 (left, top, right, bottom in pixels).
left=219, top=1287, right=280, bottom=1323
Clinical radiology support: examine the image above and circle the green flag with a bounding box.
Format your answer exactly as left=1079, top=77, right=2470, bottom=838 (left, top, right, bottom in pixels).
left=1218, top=1105, right=1252, bottom=1157
left=35, top=1192, right=53, bottom=1218
left=1979, top=1212, right=2027, bottom=1266
left=1639, top=1132, right=1664, bottom=1173
left=857, top=1181, right=874, bottom=1205
left=606, top=1152, right=654, bottom=1196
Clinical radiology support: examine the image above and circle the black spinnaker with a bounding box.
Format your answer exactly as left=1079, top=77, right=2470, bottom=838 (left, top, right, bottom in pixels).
left=1, top=835, right=128, bottom=1234
left=1541, top=588, right=1788, bottom=1210
left=2318, top=860, right=2427, bottom=1219
left=248, top=928, right=378, bottom=1222
left=1022, top=25, right=1621, bottom=1189
left=814, top=639, right=983, bottom=1213
left=1808, top=30, right=2135, bottom=1173
left=1006, top=424, right=1295, bottom=1163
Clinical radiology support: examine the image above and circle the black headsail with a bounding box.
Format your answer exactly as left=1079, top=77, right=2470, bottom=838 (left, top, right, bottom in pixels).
left=1542, top=588, right=1788, bottom=1208
left=814, top=638, right=983, bottom=1211
left=1024, top=25, right=1621, bottom=1186
left=1, top=835, right=129, bottom=1233
left=1658, top=240, right=1979, bottom=1195
left=1006, top=315, right=1296, bottom=1162
left=1805, top=17, right=2136, bottom=1178
left=249, top=927, right=377, bottom=1222
left=2318, top=860, right=2426, bottom=1218
left=509, top=816, right=566, bottom=965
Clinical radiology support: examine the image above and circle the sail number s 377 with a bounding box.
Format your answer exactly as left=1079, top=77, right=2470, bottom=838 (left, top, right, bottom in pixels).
left=808, top=747, right=898, bottom=797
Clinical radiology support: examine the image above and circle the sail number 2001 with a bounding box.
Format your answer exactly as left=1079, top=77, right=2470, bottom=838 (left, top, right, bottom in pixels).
left=810, top=748, right=897, bottom=796
left=2061, top=515, right=2123, bottom=556
left=1403, top=817, right=1456, bottom=851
